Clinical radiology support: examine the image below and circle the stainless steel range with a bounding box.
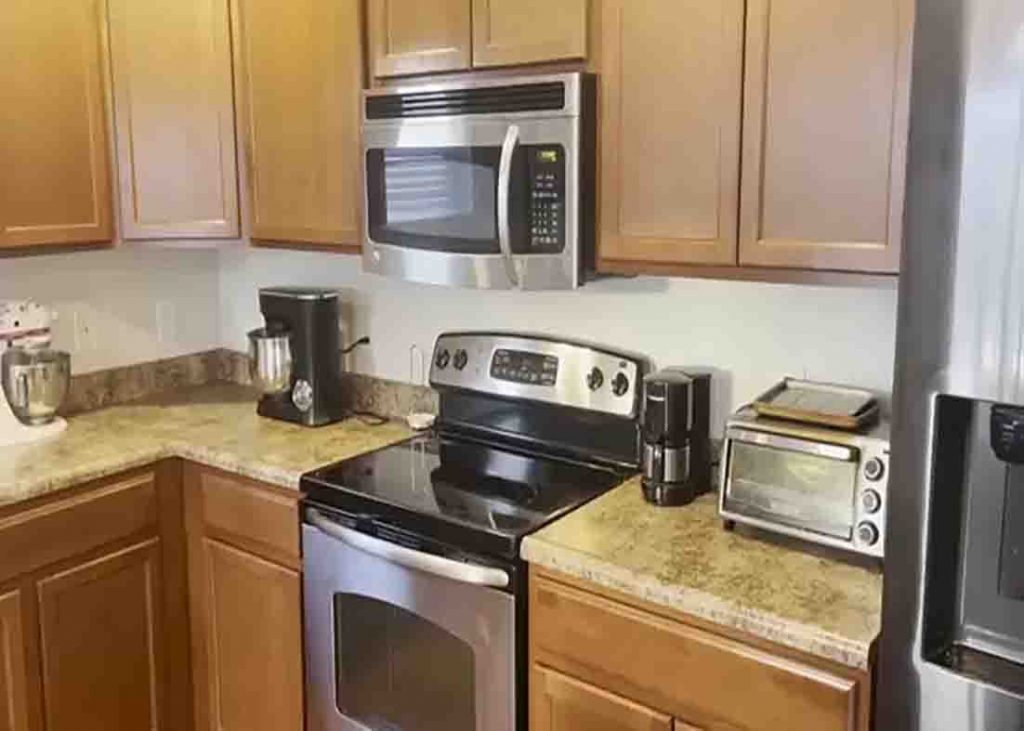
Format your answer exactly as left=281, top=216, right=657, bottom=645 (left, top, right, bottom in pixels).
left=300, top=332, right=650, bottom=731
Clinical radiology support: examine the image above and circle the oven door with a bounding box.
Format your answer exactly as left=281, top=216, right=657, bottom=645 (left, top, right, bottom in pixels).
left=362, top=116, right=581, bottom=290
left=302, top=506, right=516, bottom=731
left=720, top=430, right=861, bottom=541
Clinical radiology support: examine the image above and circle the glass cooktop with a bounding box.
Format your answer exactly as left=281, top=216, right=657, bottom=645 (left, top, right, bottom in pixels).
left=301, top=433, right=631, bottom=559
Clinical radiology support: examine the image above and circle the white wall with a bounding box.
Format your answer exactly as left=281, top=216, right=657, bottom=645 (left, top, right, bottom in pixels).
left=218, top=245, right=899, bottom=432
left=1, top=246, right=221, bottom=373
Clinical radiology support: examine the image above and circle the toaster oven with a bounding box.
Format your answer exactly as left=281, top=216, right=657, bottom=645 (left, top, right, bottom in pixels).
left=718, top=408, right=889, bottom=558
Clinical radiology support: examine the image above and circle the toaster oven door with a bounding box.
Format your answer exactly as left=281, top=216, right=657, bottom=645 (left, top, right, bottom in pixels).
left=722, top=430, right=860, bottom=539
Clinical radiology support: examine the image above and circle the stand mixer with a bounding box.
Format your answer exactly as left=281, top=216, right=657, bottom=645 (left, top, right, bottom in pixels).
left=0, top=301, right=69, bottom=446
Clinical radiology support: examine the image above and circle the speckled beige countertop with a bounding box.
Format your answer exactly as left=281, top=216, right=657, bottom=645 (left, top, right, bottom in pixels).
left=0, top=384, right=412, bottom=508
left=522, top=480, right=883, bottom=670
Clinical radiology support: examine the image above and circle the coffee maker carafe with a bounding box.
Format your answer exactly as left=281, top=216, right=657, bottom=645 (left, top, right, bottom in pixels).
left=641, top=369, right=711, bottom=506
left=248, top=287, right=345, bottom=427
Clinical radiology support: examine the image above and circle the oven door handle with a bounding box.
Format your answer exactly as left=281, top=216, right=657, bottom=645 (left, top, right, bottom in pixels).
left=306, top=508, right=511, bottom=589
left=497, top=123, right=522, bottom=289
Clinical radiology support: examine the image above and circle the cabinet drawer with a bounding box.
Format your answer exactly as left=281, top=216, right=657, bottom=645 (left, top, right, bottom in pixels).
left=194, top=467, right=300, bottom=566
left=0, top=472, right=158, bottom=584
left=531, top=575, right=861, bottom=731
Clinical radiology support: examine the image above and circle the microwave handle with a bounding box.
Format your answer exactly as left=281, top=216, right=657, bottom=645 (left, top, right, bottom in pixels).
left=497, top=123, right=521, bottom=288
left=306, top=508, right=511, bottom=589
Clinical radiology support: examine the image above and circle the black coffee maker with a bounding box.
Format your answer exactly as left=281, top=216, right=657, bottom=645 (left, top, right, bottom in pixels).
left=248, top=287, right=345, bottom=427
left=641, top=369, right=712, bottom=506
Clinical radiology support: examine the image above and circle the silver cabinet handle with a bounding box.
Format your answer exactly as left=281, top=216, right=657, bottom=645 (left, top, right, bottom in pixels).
left=306, top=508, right=510, bottom=589
left=497, top=123, right=521, bottom=289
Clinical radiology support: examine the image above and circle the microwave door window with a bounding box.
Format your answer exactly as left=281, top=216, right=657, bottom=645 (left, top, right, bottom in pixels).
left=727, top=443, right=858, bottom=539
left=367, top=148, right=502, bottom=254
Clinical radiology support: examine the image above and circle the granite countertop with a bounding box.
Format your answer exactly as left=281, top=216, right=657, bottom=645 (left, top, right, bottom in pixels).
left=0, top=384, right=413, bottom=508
left=522, top=480, right=883, bottom=670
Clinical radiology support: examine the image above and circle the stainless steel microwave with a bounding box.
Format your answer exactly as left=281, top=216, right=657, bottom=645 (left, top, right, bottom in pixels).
left=719, top=408, right=890, bottom=558
left=361, top=73, right=596, bottom=290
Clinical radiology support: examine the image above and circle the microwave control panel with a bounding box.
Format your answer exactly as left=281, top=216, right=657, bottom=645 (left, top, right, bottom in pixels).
left=528, top=147, right=566, bottom=253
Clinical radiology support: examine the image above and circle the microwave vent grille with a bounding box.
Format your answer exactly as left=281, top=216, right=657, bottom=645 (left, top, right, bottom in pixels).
left=366, top=82, right=567, bottom=120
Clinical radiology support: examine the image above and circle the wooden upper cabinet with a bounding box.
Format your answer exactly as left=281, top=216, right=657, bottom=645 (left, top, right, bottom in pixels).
left=739, top=0, right=912, bottom=272
left=532, top=665, right=673, bottom=731
left=108, top=0, right=239, bottom=239
left=368, top=0, right=472, bottom=77
left=596, top=0, right=745, bottom=268
left=233, top=0, right=364, bottom=247
left=0, top=0, right=112, bottom=249
left=472, top=0, right=587, bottom=68
left=0, top=591, right=30, bottom=731
left=36, top=540, right=165, bottom=731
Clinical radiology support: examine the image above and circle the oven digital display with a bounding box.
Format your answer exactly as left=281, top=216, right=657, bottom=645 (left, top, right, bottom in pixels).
left=491, top=349, right=558, bottom=386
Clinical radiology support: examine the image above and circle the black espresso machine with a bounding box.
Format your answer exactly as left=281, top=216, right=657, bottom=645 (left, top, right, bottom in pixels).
left=247, top=287, right=346, bottom=426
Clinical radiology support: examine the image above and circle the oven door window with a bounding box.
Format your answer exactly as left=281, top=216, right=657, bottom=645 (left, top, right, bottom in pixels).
left=334, top=593, right=475, bottom=731
left=725, top=442, right=858, bottom=539
left=366, top=146, right=565, bottom=255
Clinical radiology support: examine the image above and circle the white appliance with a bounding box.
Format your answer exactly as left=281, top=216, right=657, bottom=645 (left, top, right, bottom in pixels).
left=0, top=301, right=67, bottom=446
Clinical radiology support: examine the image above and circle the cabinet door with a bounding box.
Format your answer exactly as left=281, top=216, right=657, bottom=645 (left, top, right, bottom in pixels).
left=532, top=665, right=673, bottom=731
left=472, top=0, right=587, bottom=67
left=0, top=590, right=30, bottom=731
left=368, top=0, right=471, bottom=77
left=233, top=0, right=364, bottom=247
left=1, top=0, right=113, bottom=248
left=36, top=540, right=164, bottom=731
left=738, top=0, right=912, bottom=272
left=198, top=538, right=302, bottom=731
left=108, top=0, right=239, bottom=239
left=596, top=0, right=744, bottom=269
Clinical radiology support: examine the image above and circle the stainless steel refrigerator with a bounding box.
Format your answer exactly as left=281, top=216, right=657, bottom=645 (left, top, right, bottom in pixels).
left=877, top=0, right=1024, bottom=727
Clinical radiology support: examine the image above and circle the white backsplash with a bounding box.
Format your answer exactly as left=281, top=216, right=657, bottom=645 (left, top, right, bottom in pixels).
left=1, top=246, right=221, bottom=373
left=217, top=245, right=899, bottom=434
left=1, top=242, right=899, bottom=433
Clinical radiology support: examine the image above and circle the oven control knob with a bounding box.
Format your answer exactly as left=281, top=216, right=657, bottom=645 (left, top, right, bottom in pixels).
left=612, top=372, right=630, bottom=397
left=861, top=489, right=882, bottom=514
left=864, top=457, right=885, bottom=482
left=435, top=349, right=451, bottom=370
left=856, top=521, right=880, bottom=546
left=453, top=349, right=468, bottom=371
left=586, top=367, right=604, bottom=391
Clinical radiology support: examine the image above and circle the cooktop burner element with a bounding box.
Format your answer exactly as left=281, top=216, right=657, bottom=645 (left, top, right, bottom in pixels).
left=303, top=433, right=630, bottom=558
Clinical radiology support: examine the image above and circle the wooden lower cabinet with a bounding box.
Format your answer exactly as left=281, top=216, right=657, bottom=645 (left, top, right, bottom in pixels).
left=532, top=665, right=674, bottom=731
left=197, top=539, right=303, bottom=731
left=0, top=590, right=30, bottom=731
left=0, top=464, right=188, bottom=731
left=37, top=540, right=165, bottom=731
left=185, top=463, right=303, bottom=731
left=530, top=568, right=871, bottom=731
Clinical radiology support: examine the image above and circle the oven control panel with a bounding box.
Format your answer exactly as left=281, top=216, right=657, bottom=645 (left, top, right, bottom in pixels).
left=491, top=349, right=559, bottom=386
left=430, top=333, right=648, bottom=418
left=527, top=147, right=565, bottom=253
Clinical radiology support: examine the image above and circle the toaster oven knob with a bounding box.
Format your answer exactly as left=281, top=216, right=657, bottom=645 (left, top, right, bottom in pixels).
left=864, top=457, right=886, bottom=482
left=612, top=372, right=630, bottom=397
left=586, top=367, right=604, bottom=391
left=861, top=489, right=882, bottom=515
left=856, top=521, right=880, bottom=547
